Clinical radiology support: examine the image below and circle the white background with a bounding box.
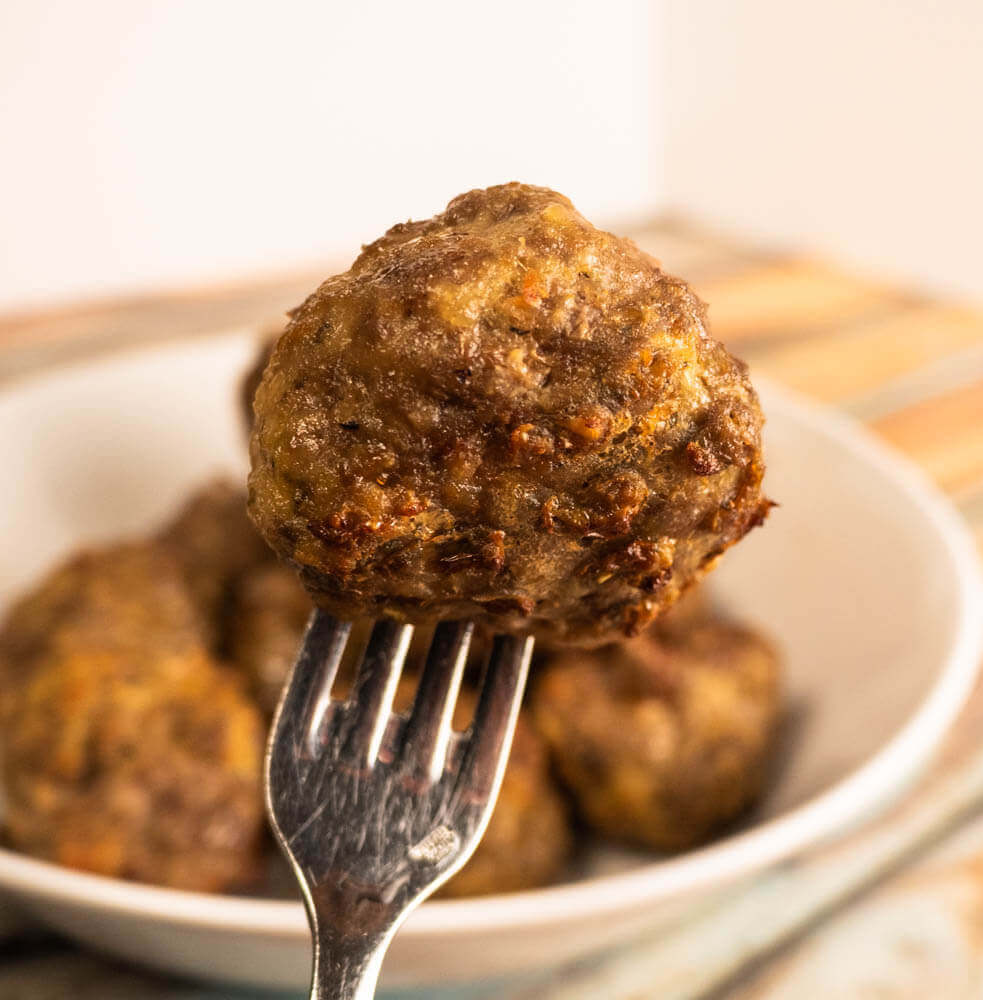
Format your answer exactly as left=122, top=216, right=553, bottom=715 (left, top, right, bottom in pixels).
left=0, top=1, right=659, bottom=309
left=1, top=0, right=981, bottom=310
left=664, top=1, right=983, bottom=302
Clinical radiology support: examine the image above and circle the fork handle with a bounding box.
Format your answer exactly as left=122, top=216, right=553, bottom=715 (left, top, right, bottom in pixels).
left=312, top=928, right=392, bottom=1000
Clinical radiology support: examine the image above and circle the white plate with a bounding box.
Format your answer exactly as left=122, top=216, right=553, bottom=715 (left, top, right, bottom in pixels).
left=0, top=332, right=980, bottom=992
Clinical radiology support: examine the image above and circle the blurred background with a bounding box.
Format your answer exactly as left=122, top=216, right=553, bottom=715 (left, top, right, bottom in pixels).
left=2, top=0, right=981, bottom=312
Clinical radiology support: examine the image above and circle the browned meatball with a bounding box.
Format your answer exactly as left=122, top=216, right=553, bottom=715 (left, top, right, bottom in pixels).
left=0, top=544, right=266, bottom=892
left=226, top=562, right=312, bottom=717
left=442, top=709, right=571, bottom=897
left=651, top=584, right=713, bottom=643
left=0, top=542, right=202, bottom=671
left=249, top=183, right=768, bottom=645
left=532, top=620, right=781, bottom=852
left=158, top=479, right=270, bottom=649
left=240, top=328, right=282, bottom=433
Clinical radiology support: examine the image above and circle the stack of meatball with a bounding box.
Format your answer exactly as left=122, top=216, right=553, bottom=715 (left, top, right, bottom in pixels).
left=0, top=479, right=780, bottom=896
left=0, top=184, right=782, bottom=897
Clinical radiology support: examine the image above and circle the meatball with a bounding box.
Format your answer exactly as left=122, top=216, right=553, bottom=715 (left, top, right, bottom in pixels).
left=531, top=620, right=781, bottom=851
left=386, top=679, right=571, bottom=897
left=158, top=479, right=270, bottom=649
left=0, top=542, right=202, bottom=671
left=0, top=543, right=266, bottom=892
left=226, top=562, right=312, bottom=717
left=249, top=183, right=768, bottom=645
left=240, top=327, right=283, bottom=433
left=651, top=584, right=712, bottom=643
left=441, top=707, right=571, bottom=897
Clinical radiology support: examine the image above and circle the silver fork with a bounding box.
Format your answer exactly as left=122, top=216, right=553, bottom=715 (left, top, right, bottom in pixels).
left=266, top=610, right=533, bottom=1000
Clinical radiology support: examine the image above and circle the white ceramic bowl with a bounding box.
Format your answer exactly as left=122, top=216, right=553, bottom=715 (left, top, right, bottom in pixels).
left=0, top=332, right=980, bottom=993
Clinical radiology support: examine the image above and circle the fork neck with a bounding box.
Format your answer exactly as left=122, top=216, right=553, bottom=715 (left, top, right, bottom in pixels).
left=307, top=883, right=404, bottom=1000
left=311, top=928, right=392, bottom=1000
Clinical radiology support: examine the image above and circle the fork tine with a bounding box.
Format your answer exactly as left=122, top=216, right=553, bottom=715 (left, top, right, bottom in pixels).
left=273, top=609, right=352, bottom=759
left=401, top=621, right=474, bottom=779
left=343, top=618, right=413, bottom=765
left=456, top=633, right=533, bottom=802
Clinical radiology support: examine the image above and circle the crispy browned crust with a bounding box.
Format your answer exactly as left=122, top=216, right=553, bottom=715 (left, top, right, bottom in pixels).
left=249, top=183, right=768, bottom=644
left=531, top=619, right=782, bottom=851
left=0, top=543, right=266, bottom=892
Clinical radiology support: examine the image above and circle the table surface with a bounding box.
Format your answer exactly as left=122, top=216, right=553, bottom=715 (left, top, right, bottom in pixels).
left=2, top=219, right=983, bottom=999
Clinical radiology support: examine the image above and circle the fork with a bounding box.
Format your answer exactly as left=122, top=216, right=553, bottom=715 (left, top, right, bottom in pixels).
left=266, top=610, right=533, bottom=1000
